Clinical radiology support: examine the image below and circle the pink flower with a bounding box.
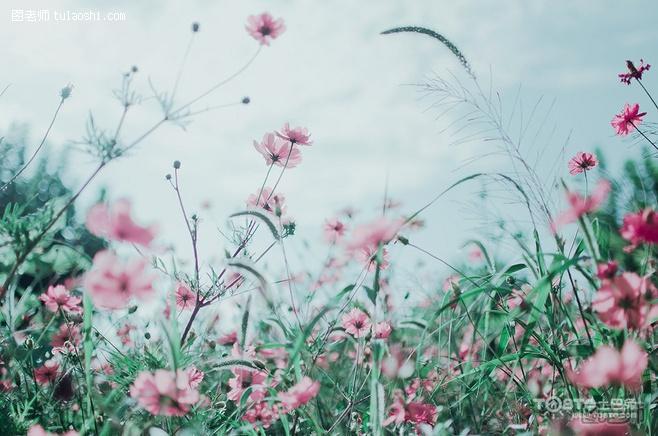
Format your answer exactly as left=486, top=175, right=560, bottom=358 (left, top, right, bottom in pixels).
left=550, top=180, right=610, bottom=232
left=117, top=323, right=135, bottom=346
left=611, top=103, right=647, bottom=136
left=175, top=283, right=196, bottom=310
left=596, top=261, right=618, bottom=279
left=245, top=12, right=285, bottom=46
left=568, top=152, right=598, bottom=175
left=373, top=321, right=393, bottom=339
left=51, top=323, right=81, bottom=347
left=39, top=285, right=82, bottom=315
left=341, top=308, right=371, bottom=338
left=34, top=360, right=60, bottom=385
left=86, top=199, right=156, bottom=247
left=276, top=123, right=313, bottom=146
left=247, top=187, right=287, bottom=216
left=567, top=339, right=647, bottom=391
left=618, top=59, right=650, bottom=85
left=129, top=369, right=200, bottom=416
left=620, top=208, right=658, bottom=251
left=346, top=217, right=403, bottom=253
left=406, top=402, right=438, bottom=426
left=227, top=367, right=269, bottom=402
left=217, top=331, right=238, bottom=345
left=242, top=401, right=279, bottom=429
left=383, top=390, right=406, bottom=426
left=323, top=217, right=346, bottom=243
left=278, top=376, right=320, bottom=412
left=186, top=365, right=204, bottom=389
left=592, top=272, right=658, bottom=330
left=83, top=251, right=156, bottom=310
left=253, top=133, right=302, bottom=168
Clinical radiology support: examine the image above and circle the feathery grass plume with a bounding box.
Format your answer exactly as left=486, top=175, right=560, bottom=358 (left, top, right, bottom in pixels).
left=381, top=26, right=475, bottom=78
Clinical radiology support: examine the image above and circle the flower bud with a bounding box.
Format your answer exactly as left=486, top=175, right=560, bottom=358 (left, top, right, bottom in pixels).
left=173, top=160, right=181, bottom=169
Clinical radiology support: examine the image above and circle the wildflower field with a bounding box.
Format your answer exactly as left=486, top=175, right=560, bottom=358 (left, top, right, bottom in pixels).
left=1, top=6, right=658, bottom=436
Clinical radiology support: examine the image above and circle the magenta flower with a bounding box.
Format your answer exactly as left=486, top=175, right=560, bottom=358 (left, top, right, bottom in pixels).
left=620, top=208, right=658, bottom=251
left=592, top=272, right=658, bottom=330
left=323, top=217, right=346, bottom=243
left=568, top=151, right=598, bottom=175
left=86, top=199, right=156, bottom=247
left=341, top=308, right=371, bottom=338
left=611, top=103, right=647, bottom=136
left=34, top=360, right=60, bottom=385
left=253, top=133, right=302, bottom=168
left=550, top=179, right=610, bottom=232
left=276, top=123, right=313, bottom=146
left=39, top=285, right=82, bottom=315
left=405, top=402, right=438, bottom=427
left=278, top=376, right=320, bottom=412
left=175, top=283, right=196, bottom=310
left=129, top=369, right=200, bottom=416
left=245, top=12, right=285, bottom=46
left=83, top=250, right=156, bottom=310
left=618, top=59, right=650, bottom=85
left=596, top=261, right=618, bottom=279
left=567, top=339, right=647, bottom=391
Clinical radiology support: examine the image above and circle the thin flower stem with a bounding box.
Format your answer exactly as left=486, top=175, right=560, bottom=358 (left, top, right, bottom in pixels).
left=636, top=78, right=658, bottom=112
left=171, top=46, right=261, bottom=117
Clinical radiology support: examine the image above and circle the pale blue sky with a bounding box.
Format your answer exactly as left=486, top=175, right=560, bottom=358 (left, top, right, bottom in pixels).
left=1, top=1, right=657, bottom=288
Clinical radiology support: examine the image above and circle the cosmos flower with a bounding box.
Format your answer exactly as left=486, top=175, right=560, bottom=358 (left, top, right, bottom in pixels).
left=323, top=217, right=346, bottom=243
left=550, top=180, right=610, bottom=232
left=276, top=123, right=313, bottom=146
left=568, top=152, right=598, bottom=175
left=592, top=272, right=658, bottom=330
left=83, top=250, right=156, bottom=310
left=341, top=308, right=371, bottom=338
left=278, top=377, right=320, bottom=412
left=175, top=283, right=196, bottom=310
left=34, top=360, right=60, bottom=385
left=620, top=208, right=658, bottom=251
left=618, top=59, right=650, bottom=85
left=253, top=133, right=302, bottom=168
left=611, top=103, right=646, bottom=136
left=129, top=369, right=200, bottom=416
left=86, top=199, right=156, bottom=247
left=245, top=13, right=285, bottom=46
left=39, top=285, right=82, bottom=315
left=567, top=339, right=647, bottom=391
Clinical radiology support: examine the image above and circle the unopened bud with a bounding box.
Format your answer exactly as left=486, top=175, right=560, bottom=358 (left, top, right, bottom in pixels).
left=173, top=160, right=181, bottom=169
left=192, top=22, right=200, bottom=33
left=60, top=84, right=74, bottom=100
